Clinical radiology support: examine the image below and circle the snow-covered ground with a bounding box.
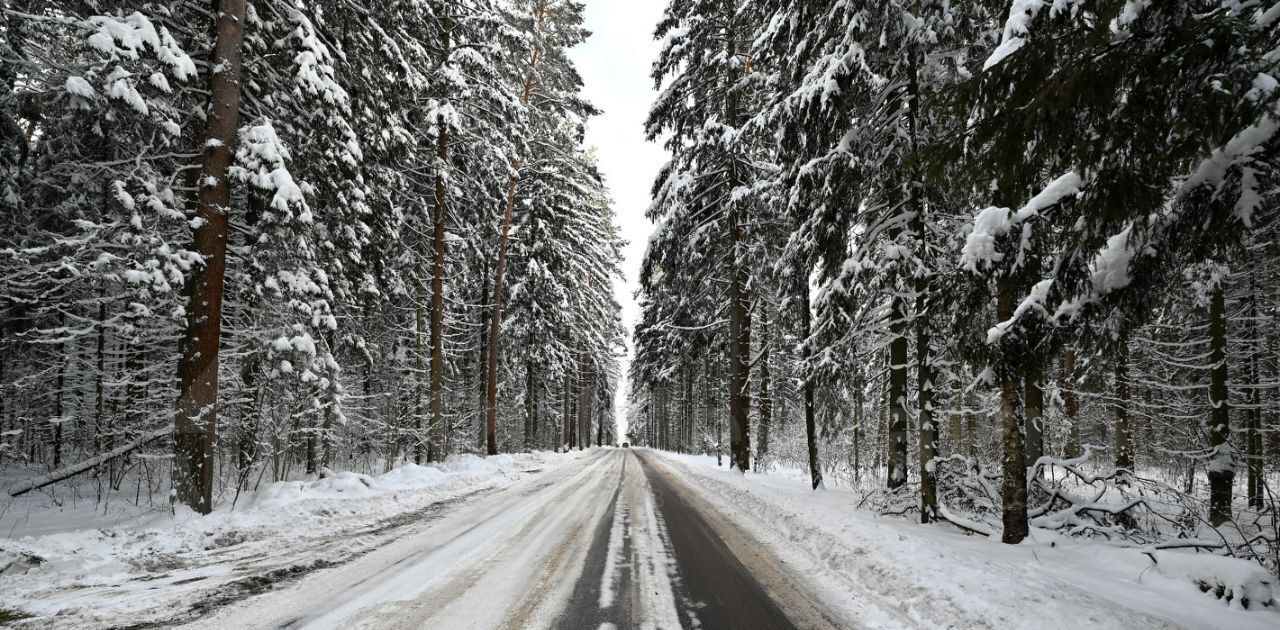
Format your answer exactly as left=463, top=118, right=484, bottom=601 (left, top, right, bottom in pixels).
left=0, top=451, right=587, bottom=627
left=3, top=447, right=1275, bottom=629
left=650, top=451, right=1279, bottom=630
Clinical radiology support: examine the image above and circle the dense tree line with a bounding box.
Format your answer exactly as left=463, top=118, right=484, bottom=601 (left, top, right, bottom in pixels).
left=631, top=0, right=1279, bottom=551
left=0, top=0, right=623, bottom=511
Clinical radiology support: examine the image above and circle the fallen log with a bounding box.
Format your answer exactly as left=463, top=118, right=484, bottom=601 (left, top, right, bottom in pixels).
left=7, top=426, right=171, bottom=497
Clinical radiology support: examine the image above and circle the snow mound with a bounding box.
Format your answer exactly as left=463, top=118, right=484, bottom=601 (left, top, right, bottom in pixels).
left=1149, top=551, right=1275, bottom=610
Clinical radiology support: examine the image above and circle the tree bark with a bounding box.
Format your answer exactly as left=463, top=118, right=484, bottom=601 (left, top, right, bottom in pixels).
left=1246, top=276, right=1263, bottom=508
left=428, top=11, right=451, bottom=463
left=524, top=359, right=536, bottom=451
left=997, top=275, right=1028, bottom=544
left=887, top=294, right=909, bottom=489
left=917, top=304, right=937, bottom=522
left=577, top=362, right=591, bottom=451
left=1207, top=283, right=1234, bottom=526
left=798, top=276, right=822, bottom=489
left=757, top=312, right=771, bottom=464
left=477, top=259, right=491, bottom=450
left=1062, top=348, right=1080, bottom=458
left=484, top=3, right=546, bottom=457
left=1024, top=361, right=1044, bottom=468
left=561, top=370, right=572, bottom=451
left=1114, top=329, right=1133, bottom=471
left=414, top=279, right=426, bottom=465
left=173, top=0, right=247, bottom=514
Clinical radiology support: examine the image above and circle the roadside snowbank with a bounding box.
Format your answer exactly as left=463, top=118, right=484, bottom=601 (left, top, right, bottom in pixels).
left=652, top=451, right=1278, bottom=630
left=0, top=451, right=580, bottom=627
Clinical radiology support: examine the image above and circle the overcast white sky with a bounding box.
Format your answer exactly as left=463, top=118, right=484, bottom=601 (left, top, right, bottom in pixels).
left=567, top=0, right=668, bottom=441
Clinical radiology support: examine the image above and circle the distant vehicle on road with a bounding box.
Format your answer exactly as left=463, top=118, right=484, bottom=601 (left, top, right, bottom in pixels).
left=621, top=443, right=629, bottom=448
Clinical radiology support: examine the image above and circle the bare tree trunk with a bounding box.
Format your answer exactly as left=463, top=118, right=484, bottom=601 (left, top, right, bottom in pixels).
left=704, top=353, right=713, bottom=455
left=95, top=295, right=106, bottom=458
left=727, top=212, right=751, bottom=471
left=918, top=306, right=937, bottom=522
left=561, top=371, right=572, bottom=452
left=757, top=312, right=771, bottom=464
left=577, top=363, right=591, bottom=451
left=1114, top=329, right=1133, bottom=471
left=1246, top=276, right=1263, bottom=508
left=887, top=294, right=909, bottom=489
left=173, top=0, right=247, bottom=514
left=524, top=359, right=535, bottom=451
left=54, top=332, right=66, bottom=469
left=0, top=324, right=6, bottom=467
left=477, top=260, right=490, bottom=450
left=949, top=380, right=963, bottom=455
left=854, top=376, right=865, bottom=478
left=1207, top=284, right=1233, bottom=526
left=997, top=275, right=1028, bottom=544
left=484, top=3, right=547, bottom=457
left=428, top=12, right=450, bottom=464
left=1024, top=362, right=1044, bottom=468
left=1062, top=348, right=1080, bottom=458
left=797, top=276, right=822, bottom=489
left=414, top=281, right=426, bottom=465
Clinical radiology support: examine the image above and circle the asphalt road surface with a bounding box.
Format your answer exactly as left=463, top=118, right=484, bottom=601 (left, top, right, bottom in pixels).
left=185, top=448, right=836, bottom=629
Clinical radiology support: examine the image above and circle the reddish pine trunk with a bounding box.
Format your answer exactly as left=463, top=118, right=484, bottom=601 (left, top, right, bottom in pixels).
left=484, top=4, right=546, bottom=456
left=1062, top=348, right=1080, bottom=458
left=174, top=0, right=247, bottom=514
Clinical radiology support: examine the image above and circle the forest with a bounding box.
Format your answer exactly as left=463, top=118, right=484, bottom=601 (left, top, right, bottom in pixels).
left=627, top=0, right=1280, bottom=569
left=0, top=0, right=1278, bottom=605
left=0, top=0, right=625, bottom=511
left=1, top=0, right=1279, bottom=627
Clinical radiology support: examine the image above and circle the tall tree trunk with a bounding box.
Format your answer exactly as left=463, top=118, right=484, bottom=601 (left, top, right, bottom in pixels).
left=887, top=294, right=909, bottom=489
left=414, top=280, right=426, bottom=465
left=477, top=260, right=491, bottom=450
left=949, top=380, right=963, bottom=455
left=561, top=371, right=572, bottom=452
left=53, top=332, right=65, bottom=470
left=703, top=353, right=713, bottom=454
left=1114, top=329, right=1133, bottom=471
left=524, top=359, right=535, bottom=451
left=95, top=295, right=106, bottom=457
left=428, top=12, right=450, bottom=463
left=798, top=276, right=822, bottom=489
left=596, top=397, right=603, bottom=447
left=724, top=19, right=752, bottom=473
left=854, top=376, right=865, bottom=479
left=484, top=3, right=546, bottom=457
left=0, top=324, right=6, bottom=467
left=1246, top=276, right=1263, bottom=508
left=997, top=275, right=1028, bottom=544
left=727, top=213, right=751, bottom=471
left=874, top=369, right=887, bottom=472
left=1024, top=362, right=1044, bottom=468
left=1207, top=283, right=1233, bottom=526
left=1062, top=348, right=1080, bottom=458
left=757, top=312, right=771, bottom=464
left=917, top=307, right=937, bottom=522
left=577, top=363, right=591, bottom=451
left=173, top=0, right=247, bottom=514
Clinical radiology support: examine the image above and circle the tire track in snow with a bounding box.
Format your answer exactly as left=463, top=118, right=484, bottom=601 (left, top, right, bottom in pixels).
left=182, top=449, right=618, bottom=630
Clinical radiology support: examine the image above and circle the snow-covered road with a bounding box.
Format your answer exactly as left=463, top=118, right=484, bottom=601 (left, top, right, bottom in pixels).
left=8, top=448, right=1273, bottom=629
left=179, top=448, right=818, bottom=630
